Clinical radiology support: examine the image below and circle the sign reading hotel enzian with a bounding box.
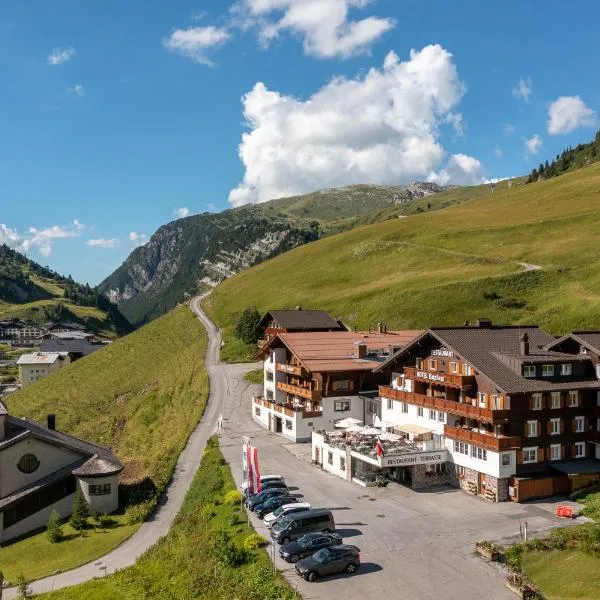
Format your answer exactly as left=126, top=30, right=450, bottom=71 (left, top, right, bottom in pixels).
left=380, top=451, right=448, bottom=468
left=416, top=370, right=446, bottom=383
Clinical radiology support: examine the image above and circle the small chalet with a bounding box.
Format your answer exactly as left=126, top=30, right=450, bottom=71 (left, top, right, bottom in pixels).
left=0, top=404, right=123, bottom=543
left=17, top=352, right=71, bottom=387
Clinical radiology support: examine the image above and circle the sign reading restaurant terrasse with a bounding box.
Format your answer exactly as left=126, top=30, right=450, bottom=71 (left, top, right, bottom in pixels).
left=431, top=348, right=454, bottom=357
left=416, top=370, right=446, bottom=383
left=380, top=450, right=449, bottom=468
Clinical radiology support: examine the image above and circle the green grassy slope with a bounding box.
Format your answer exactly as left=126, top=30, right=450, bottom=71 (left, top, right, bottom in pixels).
left=205, top=162, right=600, bottom=335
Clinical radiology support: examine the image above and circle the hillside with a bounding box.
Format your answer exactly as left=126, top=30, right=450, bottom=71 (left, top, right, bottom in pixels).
left=98, top=181, right=487, bottom=326
left=205, top=162, right=600, bottom=338
left=0, top=244, right=132, bottom=338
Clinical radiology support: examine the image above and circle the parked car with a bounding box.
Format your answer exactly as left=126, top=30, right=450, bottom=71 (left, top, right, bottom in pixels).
left=253, top=495, right=298, bottom=519
left=240, top=474, right=285, bottom=493
left=270, top=509, right=335, bottom=545
left=264, top=502, right=311, bottom=528
left=295, top=545, right=360, bottom=582
left=279, top=532, right=343, bottom=563
left=243, top=478, right=287, bottom=498
left=246, top=487, right=289, bottom=510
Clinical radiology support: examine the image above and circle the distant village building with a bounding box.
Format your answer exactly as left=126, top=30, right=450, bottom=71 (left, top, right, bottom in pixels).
left=17, top=352, right=71, bottom=387
left=0, top=404, right=122, bottom=543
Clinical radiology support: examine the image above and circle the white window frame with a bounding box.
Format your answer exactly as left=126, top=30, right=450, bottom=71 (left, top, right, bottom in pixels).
left=450, top=362, right=458, bottom=374
left=574, top=416, right=585, bottom=433
left=527, top=420, right=538, bottom=438
left=550, top=444, right=561, bottom=461
left=387, top=398, right=393, bottom=410
left=401, top=402, right=408, bottom=414
left=542, top=364, right=554, bottom=377
left=492, top=394, right=501, bottom=410
left=523, top=365, right=535, bottom=378
left=522, top=447, right=538, bottom=464
left=478, top=392, right=486, bottom=408
left=575, top=442, right=586, bottom=458
left=532, top=393, right=542, bottom=410
left=550, top=418, right=560, bottom=435
left=417, top=406, right=424, bottom=417
left=429, top=409, right=436, bottom=421
left=463, top=364, right=473, bottom=376
left=569, top=391, right=579, bottom=407
left=551, top=392, right=561, bottom=409
left=438, top=412, right=445, bottom=423
left=501, top=453, right=511, bottom=466
left=560, top=363, right=572, bottom=376
left=429, top=359, right=438, bottom=371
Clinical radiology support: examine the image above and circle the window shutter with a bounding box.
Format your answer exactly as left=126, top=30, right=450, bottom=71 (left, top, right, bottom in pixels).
left=538, top=421, right=542, bottom=437
left=528, top=395, right=533, bottom=410
left=547, top=421, right=552, bottom=435
left=560, top=419, right=564, bottom=434
left=516, top=450, right=523, bottom=464
left=585, top=417, right=589, bottom=432
left=537, top=448, right=545, bottom=462
left=571, top=444, right=577, bottom=459
left=572, top=419, right=576, bottom=433
left=545, top=447, right=551, bottom=461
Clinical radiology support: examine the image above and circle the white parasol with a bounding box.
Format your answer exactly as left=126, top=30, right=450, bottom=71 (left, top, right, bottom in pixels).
left=335, top=417, right=364, bottom=428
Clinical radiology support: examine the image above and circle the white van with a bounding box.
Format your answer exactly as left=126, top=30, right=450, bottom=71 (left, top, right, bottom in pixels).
left=264, top=502, right=311, bottom=528
left=240, top=474, right=285, bottom=493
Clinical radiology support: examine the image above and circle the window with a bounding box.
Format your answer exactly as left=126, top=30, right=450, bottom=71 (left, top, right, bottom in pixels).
left=417, top=407, right=424, bottom=417
left=532, top=393, right=542, bottom=410
left=429, top=410, right=437, bottom=421
left=463, top=364, right=473, bottom=376
left=254, top=406, right=261, bottom=416
left=17, top=454, right=40, bottom=474
left=266, top=371, right=274, bottom=381
left=542, top=364, right=555, bottom=377
left=438, top=412, right=445, bottom=423
left=501, top=453, right=511, bottom=466
left=450, top=362, right=458, bottom=374
left=454, top=441, right=468, bottom=455
left=332, top=380, right=353, bottom=391
left=575, top=442, right=586, bottom=458
left=478, top=392, right=486, bottom=408
left=429, top=359, right=438, bottom=371
left=401, top=402, right=408, bottom=414
left=425, top=463, right=447, bottom=475
left=334, top=400, right=351, bottom=412
left=560, top=363, right=572, bottom=376
left=522, top=447, right=538, bottom=464
left=387, top=398, right=393, bottom=410
left=416, top=358, right=423, bottom=369
left=574, top=416, right=585, bottom=433
left=550, top=418, right=560, bottom=435
left=523, top=365, right=536, bottom=378
left=285, top=419, right=293, bottom=430
left=340, top=457, right=346, bottom=471
left=596, top=364, right=600, bottom=379
left=527, top=420, right=538, bottom=438
left=492, top=394, right=501, bottom=410
left=569, top=391, right=579, bottom=407
left=327, top=452, right=333, bottom=465
left=471, top=446, right=487, bottom=461
left=550, top=444, right=561, bottom=461
left=551, top=392, right=561, bottom=409
left=89, top=483, right=112, bottom=496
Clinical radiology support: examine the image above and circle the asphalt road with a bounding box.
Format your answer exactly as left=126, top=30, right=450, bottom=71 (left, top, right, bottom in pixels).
left=4, top=296, right=223, bottom=598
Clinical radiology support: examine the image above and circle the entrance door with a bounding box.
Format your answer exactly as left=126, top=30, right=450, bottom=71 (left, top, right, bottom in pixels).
left=315, top=447, right=320, bottom=465
left=478, top=472, right=486, bottom=494
left=275, top=417, right=283, bottom=433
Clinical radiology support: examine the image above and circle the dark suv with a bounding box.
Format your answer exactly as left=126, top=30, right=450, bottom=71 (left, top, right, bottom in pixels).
left=295, top=545, right=360, bottom=582
left=245, top=487, right=289, bottom=510
left=279, top=532, right=343, bottom=563
left=253, top=495, right=298, bottom=519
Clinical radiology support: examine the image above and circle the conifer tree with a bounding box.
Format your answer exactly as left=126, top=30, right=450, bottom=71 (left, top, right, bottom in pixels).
left=46, top=509, right=63, bottom=543
left=70, top=487, right=89, bottom=530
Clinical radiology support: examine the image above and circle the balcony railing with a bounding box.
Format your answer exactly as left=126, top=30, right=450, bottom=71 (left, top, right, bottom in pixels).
left=444, top=424, right=521, bottom=451
left=380, top=386, right=509, bottom=423
left=276, top=362, right=307, bottom=377
left=277, top=381, right=322, bottom=402
left=253, top=396, right=321, bottom=419
left=404, top=366, right=474, bottom=389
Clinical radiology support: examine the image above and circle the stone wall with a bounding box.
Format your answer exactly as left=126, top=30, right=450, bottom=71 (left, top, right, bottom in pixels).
left=455, top=466, right=509, bottom=502
left=412, top=463, right=456, bottom=490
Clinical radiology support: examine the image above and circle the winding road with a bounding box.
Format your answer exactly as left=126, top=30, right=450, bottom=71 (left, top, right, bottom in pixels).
left=5, top=297, right=223, bottom=598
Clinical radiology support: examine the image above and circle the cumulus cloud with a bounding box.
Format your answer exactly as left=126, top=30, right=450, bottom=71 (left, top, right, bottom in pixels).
left=234, top=0, right=395, bottom=59
left=0, top=220, right=85, bottom=257
left=86, top=238, right=120, bottom=249
left=174, top=207, right=191, bottom=218
left=69, top=84, right=84, bottom=96
left=524, top=134, right=542, bottom=156
left=228, top=44, right=485, bottom=205
left=47, top=47, right=75, bottom=66
left=547, top=95, right=596, bottom=135
left=163, top=26, right=230, bottom=65
left=512, top=76, right=532, bottom=102
left=129, top=231, right=149, bottom=247
left=428, top=154, right=486, bottom=186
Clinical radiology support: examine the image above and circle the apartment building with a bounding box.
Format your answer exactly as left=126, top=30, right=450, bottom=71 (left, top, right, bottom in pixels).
left=17, top=352, right=71, bottom=387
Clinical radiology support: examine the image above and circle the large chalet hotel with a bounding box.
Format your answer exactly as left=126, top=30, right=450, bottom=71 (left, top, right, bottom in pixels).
left=252, top=312, right=600, bottom=503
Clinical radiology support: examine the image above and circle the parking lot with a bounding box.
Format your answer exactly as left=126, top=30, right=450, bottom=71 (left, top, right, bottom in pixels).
left=220, top=363, right=583, bottom=600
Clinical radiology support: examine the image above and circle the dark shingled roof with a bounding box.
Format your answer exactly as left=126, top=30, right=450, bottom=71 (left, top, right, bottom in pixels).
left=72, top=454, right=124, bottom=477
left=546, top=331, right=600, bottom=355
left=260, top=310, right=346, bottom=331
left=40, top=338, right=101, bottom=356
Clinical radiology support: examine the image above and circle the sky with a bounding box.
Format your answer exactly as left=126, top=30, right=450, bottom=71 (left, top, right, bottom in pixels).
left=1, top=0, right=599, bottom=284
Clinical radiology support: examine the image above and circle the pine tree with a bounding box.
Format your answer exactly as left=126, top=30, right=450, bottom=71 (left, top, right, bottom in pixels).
left=46, top=509, right=63, bottom=543
left=70, top=487, right=89, bottom=530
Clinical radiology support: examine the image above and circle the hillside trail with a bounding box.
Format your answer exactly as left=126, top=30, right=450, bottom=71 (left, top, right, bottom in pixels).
left=4, top=296, right=223, bottom=599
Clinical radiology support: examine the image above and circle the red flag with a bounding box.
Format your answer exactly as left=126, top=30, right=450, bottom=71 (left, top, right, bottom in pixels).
left=248, top=446, right=262, bottom=495
left=375, top=438, right=385, bottom=458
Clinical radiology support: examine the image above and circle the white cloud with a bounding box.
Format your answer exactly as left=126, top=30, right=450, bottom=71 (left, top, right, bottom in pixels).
left=1, top=220, right=85, bottom=257
left=428, top=154, right=486, bottom=187
left=524, top=134, right=542, bottom=156
left=69, top=84, right=84, bottom=96
left=129, top=231, right=149, bottom=247
left=547, top=95, right=596, bottom=135
left=86, top=238, right=120, bottom=249
left=512, top=76, right=532, bottom=102
left=47, top=47, right=75, bottom=66
left=235, top=0, right=395, bottom=59
left=163, top=26, right=230, bottom=65
left=174, top=207, right=191, bottom=218
left=228, top=44, right=486, bottom=205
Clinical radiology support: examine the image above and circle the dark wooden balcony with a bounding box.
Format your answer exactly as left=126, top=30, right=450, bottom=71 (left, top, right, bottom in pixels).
left=277, top=381, right=322, bottom=402
left=276, top=362, right=307, bottom=378
left=444, top=424, right=521, bottom=451
left=404, top=366, right=474, bottom=389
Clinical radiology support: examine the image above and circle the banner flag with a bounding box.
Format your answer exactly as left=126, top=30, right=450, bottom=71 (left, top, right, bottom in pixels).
left=248, top=446, right=262, bottom=495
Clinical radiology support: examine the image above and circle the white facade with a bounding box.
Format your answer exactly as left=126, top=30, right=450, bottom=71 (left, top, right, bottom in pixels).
left=78, top=475, right=120, bottom=514
left=17, top=352, right=70, bottom=387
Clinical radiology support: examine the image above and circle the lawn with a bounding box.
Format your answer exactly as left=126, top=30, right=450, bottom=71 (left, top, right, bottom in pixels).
left=36, top=437, right=297, bottom=600
left=1, top=306, right=209, bottom=580
left=522, top=550, right=600, bottom=600
left=244, top=369, right=264, bottom=384
left=220, top=333, right=258, bottom=363
left=0, top=515, right=138, bottom=583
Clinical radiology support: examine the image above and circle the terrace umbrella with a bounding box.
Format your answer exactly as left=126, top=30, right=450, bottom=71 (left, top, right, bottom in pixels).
left=361, top=427, right=383, bottom=435
left=379, top=432, right=402, bottom=442
left=335, top=417, right=364, bottom=428
left=345, top=424, right=365, bottom=433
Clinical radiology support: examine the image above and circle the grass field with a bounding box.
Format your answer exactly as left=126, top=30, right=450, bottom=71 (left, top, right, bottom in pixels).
left=1, top=306, right=209, bottom=580
left=244, top=369, right=263, bottom=384
left=205, top=162, right=600, bottom=336
left=36, top=437, right=297, bottom=600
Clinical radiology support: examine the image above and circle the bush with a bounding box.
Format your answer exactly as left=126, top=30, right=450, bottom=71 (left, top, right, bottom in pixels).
left=224, top=490, right=243, bottom=506
left=16, top=575, right=32, bottom=598
left=46, top=509, right=63, bottom=543
left=243, top=533, right=267, bottom=550
left=524, top=538, right=545, bottom=552
left=200, top=503, right=217, bottom=523
left=505, top=544, right=524, bottom=572
left=234, top=308, right=262, bottom=345
left=124, top=500, right=156, bottom=525
left=211, top=529, right=246, bottom=567
left=69, top=487, right=89, bottom=530
left=548, top=528, right=567, bottom=550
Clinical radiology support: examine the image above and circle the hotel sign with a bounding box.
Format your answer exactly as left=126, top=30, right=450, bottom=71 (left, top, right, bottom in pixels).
left=380, top=450, right=449, bottom=468
left=416, top=370, right=446, bottom=383
left=431, top=348, right=454, bottom=357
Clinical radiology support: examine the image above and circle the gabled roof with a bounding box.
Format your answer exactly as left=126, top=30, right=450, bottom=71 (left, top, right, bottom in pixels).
left=546, top=331, right=600, bottom=355
left=40, top=339, right=100, bottom=356
left=259, top=309, right=346, bottom=331
left=16, top=352, right=69, bottom=365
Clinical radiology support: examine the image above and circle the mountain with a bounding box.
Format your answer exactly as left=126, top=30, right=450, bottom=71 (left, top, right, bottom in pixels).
left=204, top=162, right=600, bottom=353
left=0, top=244, right=132, bottom=337
left=99, top=181, right=473, bottom=326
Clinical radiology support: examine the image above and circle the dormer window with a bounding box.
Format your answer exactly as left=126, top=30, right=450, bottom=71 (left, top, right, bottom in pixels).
left=450, top=362, right=458, bottom=374
left=560, top=363, right=572, bottom=376
left=429, top=359, right=438, bottom=371
left=523, top=365, right=535, bottom=378
left=542, top=365, right=555, bottom=377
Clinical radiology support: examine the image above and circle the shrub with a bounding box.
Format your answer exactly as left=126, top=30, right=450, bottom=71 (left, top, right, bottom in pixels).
left=505, top=544, right=524, bottom=572
left=46, top=509, right=63, bottom=543
left=200, top=503, right=217, bottom=523
left=243, top=533, right=267, bottom=550
left=211, top=529, right=246, bottom=567
left=124, top=500, right=156, bottom=525
left=16, top=575, right=32, bottom=598
left=548, top=528, right=567, bottom=550
left=224, top=490, right=243, bottom=506
left=69, top=487, right=89, bottom=530
left=524, top=538, right=545, bottom=552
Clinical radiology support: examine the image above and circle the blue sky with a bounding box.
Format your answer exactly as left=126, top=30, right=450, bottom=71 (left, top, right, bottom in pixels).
left=1, top=0, right=599, bottom=284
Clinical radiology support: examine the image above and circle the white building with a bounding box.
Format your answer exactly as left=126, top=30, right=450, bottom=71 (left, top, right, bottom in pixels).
left=17, top=352, right=71, bottom=387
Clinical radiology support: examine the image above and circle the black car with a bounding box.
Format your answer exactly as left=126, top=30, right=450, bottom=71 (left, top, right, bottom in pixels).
left=243, top=478, right=286, bottom=498
left=295, top=545, right=360, bottom=582
left=246, top=487, right=289, bottom=510
left=253, top=495, right=298, bottom=519
left=279, top=532, right=343, bottom=563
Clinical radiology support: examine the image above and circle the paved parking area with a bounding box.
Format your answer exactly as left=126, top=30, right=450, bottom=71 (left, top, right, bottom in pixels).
left=219, top=363, right=583, bottom=600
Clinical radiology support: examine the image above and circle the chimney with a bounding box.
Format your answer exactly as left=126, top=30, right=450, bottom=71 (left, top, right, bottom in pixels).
left=354, top=341, right=368, bottom=359
left=377, top=322, right=382, bottom=333
left=47, top=413, right=56, bottom=431
left=295, top=306, right=302, bottom=311
left=520, top=332, right=529, bottom=356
